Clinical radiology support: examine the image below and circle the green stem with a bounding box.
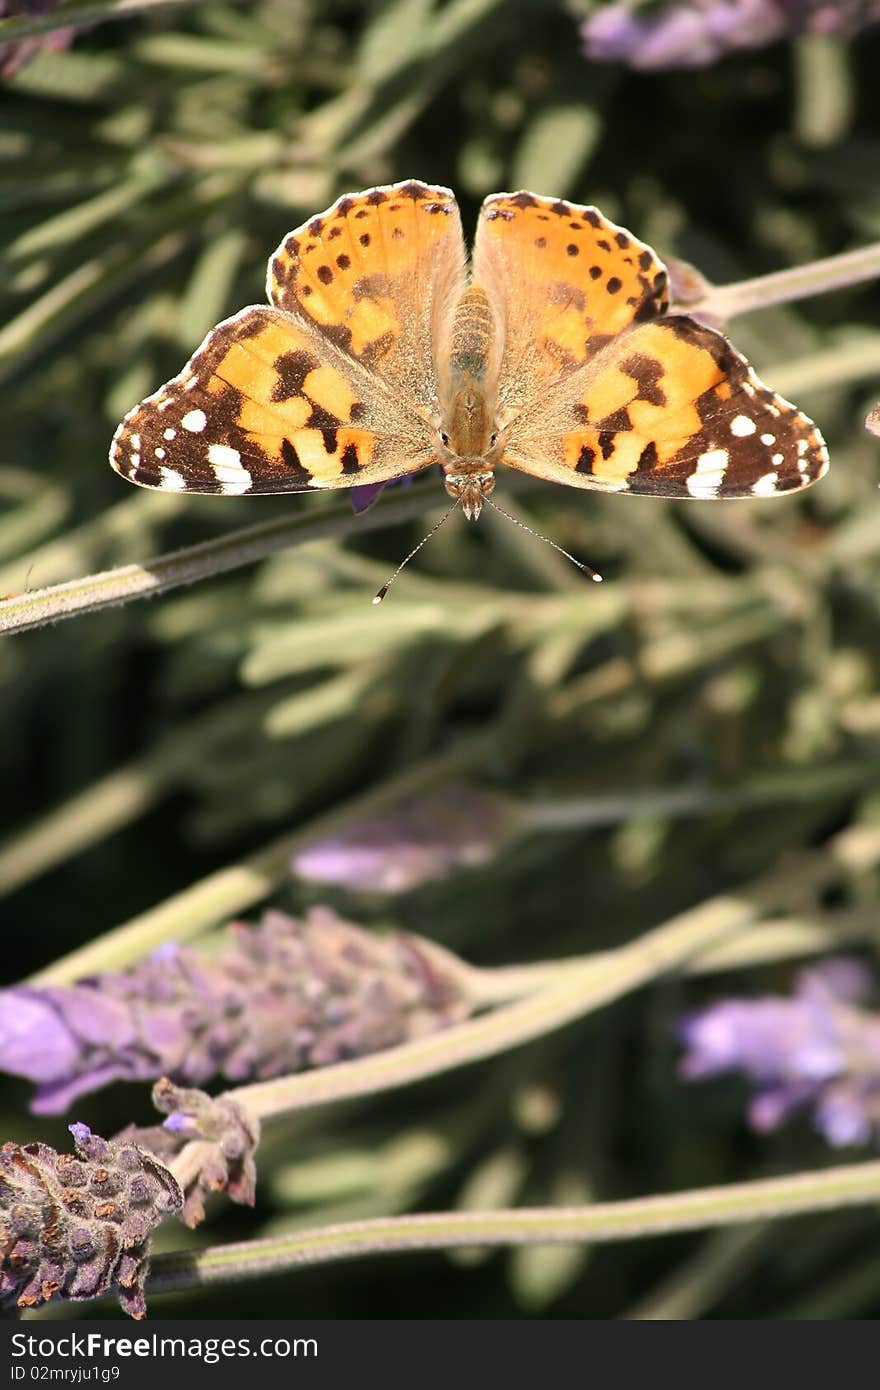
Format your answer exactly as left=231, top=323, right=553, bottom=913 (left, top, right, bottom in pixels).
left=0, top=486, right=446, bottom=637
left=525, top=759, right=879, bottom=831
left=701, top=242, right=880, bottom=321
left=148, top=1159, right=880, bottom=1294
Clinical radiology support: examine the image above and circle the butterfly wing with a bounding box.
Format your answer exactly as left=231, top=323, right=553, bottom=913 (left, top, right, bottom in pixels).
left=111, top=306, right=438, bottom=495
left=111, top=182, right=467, bottom=496
left=472, top=190, right=669, bottom=422
left=268, top=180, right=466, bottom=419
left=500, top=315, right=828, bottom=499
left=472, top=190, right=827, bottom=499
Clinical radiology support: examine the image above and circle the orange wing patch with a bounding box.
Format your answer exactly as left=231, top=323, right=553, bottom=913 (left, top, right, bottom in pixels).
left=268, top=181, right=467, bottom=415
left=110, top=306, right=434, bottom=496
left=472, top=191, right=669, bottom=419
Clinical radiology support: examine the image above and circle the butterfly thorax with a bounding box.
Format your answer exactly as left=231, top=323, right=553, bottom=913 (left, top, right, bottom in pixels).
left=439, top=285, right=500, bottom=520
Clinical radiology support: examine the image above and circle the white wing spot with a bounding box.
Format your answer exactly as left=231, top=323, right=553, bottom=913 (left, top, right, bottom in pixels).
left=797, top=438, right=808, bottom=457
left=730, top=415, right=756, bottom=437
left=752, top=472, right=779, bottom=496
left=154, top=447, right=166, bottom=460
left=130, top=432, right=141, bottom=451
left=181, top=409, right=207, bottom=433
left=163, top=428, right=177, bottom=441
left=129, top=452, right=141, bottom=470
left=760, top=433, right=775, bottom=446
left=772, top=453, right=784, bottom=467
left=159, top=466, right=188, bottom=492
left=687, top=447, right=729, bottom=498
left=208, top=442, right=252, bottom=495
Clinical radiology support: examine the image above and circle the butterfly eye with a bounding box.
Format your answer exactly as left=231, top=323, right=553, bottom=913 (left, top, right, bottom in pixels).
left=439, top=431, right=450, bottom=446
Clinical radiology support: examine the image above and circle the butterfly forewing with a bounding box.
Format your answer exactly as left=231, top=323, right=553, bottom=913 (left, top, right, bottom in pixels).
left=472, top=191, right=669, bottom=422
left=268, top=180, right=467, bottom=419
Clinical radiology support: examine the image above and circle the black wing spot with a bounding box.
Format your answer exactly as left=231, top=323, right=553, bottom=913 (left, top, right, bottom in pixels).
left=272, top=350, right=320, bottom=401
left=575, top=444, right=596, bottom=473
left=341, top=442, right=361, bottom=473
left=635, top=442, right=659, bottom=473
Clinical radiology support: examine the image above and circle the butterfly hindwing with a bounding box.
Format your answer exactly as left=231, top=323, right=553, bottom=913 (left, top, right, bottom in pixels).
left=110, top=306, right=436, bottom=496
left=500, top=316, right=829, bottom=498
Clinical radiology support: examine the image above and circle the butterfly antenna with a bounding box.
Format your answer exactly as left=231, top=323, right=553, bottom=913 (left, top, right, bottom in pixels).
left=482, top=496, right=603, bottom=583
left=372, top=499, right=460, bottom=604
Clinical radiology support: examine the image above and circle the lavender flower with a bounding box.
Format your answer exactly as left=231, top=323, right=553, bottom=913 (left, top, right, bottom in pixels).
left=679, top=959, right=880, bottom=1146
left=581, top=1, right=880, bottom=70
left=292, top=785, right=521, bottom=893
left=350, top=474, right=413, bottom=514
left=118, top=1079, right=260, bottom=1228
left=0, top=1123, right=181, bottom=1318
left=0, top=908, right=472, bottom=1114
left=1, top=2, right=78, bottom=79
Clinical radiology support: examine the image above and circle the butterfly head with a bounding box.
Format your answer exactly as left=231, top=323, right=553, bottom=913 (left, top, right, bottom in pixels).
left=443, top=469, right=495, bottom=520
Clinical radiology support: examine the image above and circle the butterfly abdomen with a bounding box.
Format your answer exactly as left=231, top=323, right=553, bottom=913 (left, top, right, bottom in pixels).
left=448, top=286, right=495, bottom=380
left=441, top=286, right=499, bottom=460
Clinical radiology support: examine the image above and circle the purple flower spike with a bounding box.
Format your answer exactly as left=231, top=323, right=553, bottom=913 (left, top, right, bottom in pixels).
left=292, top=784, right=521, bottom=893
left=0, top=908, right=472, bottom=1113
left=680, top=960, right=880, bottom=1147
left=0, top=1126, right=181, bottom=1318
left=581, top=1, right=880, bottom=70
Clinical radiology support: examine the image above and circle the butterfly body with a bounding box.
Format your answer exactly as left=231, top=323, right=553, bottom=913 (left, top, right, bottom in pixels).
left=111, top=181, right=828, bottom=526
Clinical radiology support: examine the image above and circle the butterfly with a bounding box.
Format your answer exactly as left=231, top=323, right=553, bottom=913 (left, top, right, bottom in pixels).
left=111, top=181, right=828, bottom=545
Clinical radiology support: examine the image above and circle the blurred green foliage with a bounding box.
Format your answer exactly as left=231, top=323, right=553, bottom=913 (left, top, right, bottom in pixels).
left=3, top=0, right=880, bottom=1320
